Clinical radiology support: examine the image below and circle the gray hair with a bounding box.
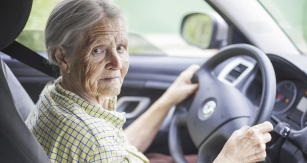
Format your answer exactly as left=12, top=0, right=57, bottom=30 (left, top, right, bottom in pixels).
left=45, top=0, right=126, bottom=65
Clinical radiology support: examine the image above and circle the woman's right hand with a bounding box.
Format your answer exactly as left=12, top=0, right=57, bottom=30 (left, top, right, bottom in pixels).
left=214, top=121, right=273, bottom=163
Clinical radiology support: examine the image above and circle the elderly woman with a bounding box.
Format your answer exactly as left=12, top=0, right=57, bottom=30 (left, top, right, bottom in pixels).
left=26, top=0, right=273, bottom=162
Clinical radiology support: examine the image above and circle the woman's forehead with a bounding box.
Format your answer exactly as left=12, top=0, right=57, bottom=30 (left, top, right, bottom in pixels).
left=86, top=19, right=127, bottom=43
left=89, top=19, right=126, bottom=35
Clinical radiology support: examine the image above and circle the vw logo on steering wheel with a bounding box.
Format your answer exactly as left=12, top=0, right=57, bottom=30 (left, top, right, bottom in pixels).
left=202, top=100, right=216, bottom=117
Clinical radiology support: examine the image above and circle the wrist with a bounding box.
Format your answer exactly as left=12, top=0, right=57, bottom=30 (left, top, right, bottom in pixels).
left=157, top=92, right=175, bottom=110
left=162, top=88, right=179, bottom=104
left=214, top=152, right=237, bottom=163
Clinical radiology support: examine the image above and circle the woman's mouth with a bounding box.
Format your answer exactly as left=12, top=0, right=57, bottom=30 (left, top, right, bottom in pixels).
left=101, top=77, right=120, bottom=82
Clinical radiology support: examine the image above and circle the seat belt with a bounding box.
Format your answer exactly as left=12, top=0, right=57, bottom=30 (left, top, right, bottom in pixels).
left=1, top=41, right=59, bottom=78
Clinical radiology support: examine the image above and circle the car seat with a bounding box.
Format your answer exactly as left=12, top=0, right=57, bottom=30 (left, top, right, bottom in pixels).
left=0, top=0, right=52, bottom=162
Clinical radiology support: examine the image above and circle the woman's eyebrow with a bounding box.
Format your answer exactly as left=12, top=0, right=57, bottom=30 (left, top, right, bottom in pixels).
left=119, top=37, right=128, bottom=45
left=88, top=32, right=128, bottom=45
left=88, top=35, right=109, bottom=45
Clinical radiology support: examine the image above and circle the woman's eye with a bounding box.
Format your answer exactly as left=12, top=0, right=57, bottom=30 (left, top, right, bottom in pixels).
left=92, top=47, right=105, bottom=55
left=117, top=45, right=125, bottom=52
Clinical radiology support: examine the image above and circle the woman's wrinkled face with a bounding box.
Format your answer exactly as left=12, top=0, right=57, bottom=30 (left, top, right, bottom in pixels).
left=70, top=19, right=129, bottom=98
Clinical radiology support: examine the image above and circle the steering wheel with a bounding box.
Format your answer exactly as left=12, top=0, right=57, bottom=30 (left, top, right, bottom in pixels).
left=169, top=44, right=276, bottom=163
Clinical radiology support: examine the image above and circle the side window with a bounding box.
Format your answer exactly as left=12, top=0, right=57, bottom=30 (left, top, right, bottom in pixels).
left=16, top=0, right=59, bottom=54
left=17, top=0, right=221, bottom=58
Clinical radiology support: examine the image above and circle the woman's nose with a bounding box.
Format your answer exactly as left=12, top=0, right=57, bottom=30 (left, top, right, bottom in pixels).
left=105, top=48, right=122, bottom=70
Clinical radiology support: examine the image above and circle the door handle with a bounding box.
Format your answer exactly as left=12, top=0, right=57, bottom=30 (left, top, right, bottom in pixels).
left=117, top=96, right=151, bottom=119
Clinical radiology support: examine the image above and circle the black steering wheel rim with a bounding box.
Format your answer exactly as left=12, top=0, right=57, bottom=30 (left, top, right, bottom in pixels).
left=169, top=44, right=276, bottom=163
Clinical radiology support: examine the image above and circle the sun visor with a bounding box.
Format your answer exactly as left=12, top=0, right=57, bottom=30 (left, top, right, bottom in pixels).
left=0, top=0, right=32, bottom=50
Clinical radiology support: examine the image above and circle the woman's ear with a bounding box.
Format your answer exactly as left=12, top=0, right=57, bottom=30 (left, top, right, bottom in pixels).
left=54, top=46, right=71, bottom=73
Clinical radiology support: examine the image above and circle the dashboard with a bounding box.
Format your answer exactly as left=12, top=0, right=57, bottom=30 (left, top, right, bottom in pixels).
left=216, top=54, right=307, bottom=162
left=245, top=56, right=307, bottom=131
left=273, top=80, right=307, bottom=130
left=213, top=54, right=307, bottom=131
left=248, top=55, right=307, bottom=162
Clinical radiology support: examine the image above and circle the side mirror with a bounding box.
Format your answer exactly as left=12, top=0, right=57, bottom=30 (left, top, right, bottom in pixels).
left=181, top=12, right=228, bottom=49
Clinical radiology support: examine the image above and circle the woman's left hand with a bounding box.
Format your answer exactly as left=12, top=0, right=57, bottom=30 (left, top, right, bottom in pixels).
left=162, top=64, right=200, bottom=106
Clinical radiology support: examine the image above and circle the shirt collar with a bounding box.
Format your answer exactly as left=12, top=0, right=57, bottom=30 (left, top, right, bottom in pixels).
left=51, top=77, right=126, bottom=128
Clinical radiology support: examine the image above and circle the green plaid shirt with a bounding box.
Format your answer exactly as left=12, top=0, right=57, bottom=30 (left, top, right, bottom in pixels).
left=26, top=78, right=149, bottom=163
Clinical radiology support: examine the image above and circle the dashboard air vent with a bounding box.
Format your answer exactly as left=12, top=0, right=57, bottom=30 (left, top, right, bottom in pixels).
left=225, top=64, right=248, bottom=83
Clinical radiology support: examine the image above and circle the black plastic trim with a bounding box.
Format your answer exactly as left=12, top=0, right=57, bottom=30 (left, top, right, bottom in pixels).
left=1, top=41, right=57, bottom=78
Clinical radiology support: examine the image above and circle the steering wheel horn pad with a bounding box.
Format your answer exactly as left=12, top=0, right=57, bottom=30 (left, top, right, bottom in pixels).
left=187, top=75, right=251, bottom=147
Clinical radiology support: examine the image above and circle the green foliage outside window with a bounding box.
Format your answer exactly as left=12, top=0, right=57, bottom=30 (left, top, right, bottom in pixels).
left=16, top=0, right=59, bottom=52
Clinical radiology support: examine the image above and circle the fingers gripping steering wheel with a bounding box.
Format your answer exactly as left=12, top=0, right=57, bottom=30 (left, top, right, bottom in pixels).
left=168, top=44, right=276, bottom=163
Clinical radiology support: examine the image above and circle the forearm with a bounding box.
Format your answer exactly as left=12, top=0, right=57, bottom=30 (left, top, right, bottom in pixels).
left=124, top=94, right=173, bottom=153
left=124, top=65, right=200, bottom=153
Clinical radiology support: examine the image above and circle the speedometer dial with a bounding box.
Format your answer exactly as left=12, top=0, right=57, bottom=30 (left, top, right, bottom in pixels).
left=273, top=81, right=297, bottom=115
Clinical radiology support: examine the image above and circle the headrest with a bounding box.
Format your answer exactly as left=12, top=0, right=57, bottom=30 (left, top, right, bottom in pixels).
left=0, top=0, right=32, bottom=50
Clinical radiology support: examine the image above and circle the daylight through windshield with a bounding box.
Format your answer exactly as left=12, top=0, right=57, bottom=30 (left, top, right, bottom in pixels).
left=259, top=0, right=307, bottom=54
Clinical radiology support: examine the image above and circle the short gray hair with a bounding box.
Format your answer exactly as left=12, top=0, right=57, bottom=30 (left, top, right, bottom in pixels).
left=45, top=0, right=126, bottom=65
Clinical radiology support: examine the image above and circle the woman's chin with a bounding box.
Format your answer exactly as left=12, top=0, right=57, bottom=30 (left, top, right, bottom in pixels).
left=95, top=85, right=121, bottom=97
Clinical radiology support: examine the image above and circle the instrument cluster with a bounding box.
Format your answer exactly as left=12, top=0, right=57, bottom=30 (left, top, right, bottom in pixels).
left=273, top=80, right=307, bottom=129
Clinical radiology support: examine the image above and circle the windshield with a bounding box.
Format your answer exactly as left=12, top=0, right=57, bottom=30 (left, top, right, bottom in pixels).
left=259, top=0, right=307, bottom=54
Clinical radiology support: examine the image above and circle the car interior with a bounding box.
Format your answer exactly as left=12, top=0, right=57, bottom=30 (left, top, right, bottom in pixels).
left=1, top=0, right=307, bottom=163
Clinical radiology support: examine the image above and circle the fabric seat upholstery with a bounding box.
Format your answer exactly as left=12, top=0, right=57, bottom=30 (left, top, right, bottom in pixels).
left=0, top=58, right=51, bottom=163
left=0, top=0, right=52, bottom=162
left=1, top=58, right=35, bottom=120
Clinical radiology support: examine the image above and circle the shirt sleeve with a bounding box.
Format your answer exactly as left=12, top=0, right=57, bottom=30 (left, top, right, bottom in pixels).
left=88, top=142, right=130, bottom=163
left=88, top=140, right=149, bottom=163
